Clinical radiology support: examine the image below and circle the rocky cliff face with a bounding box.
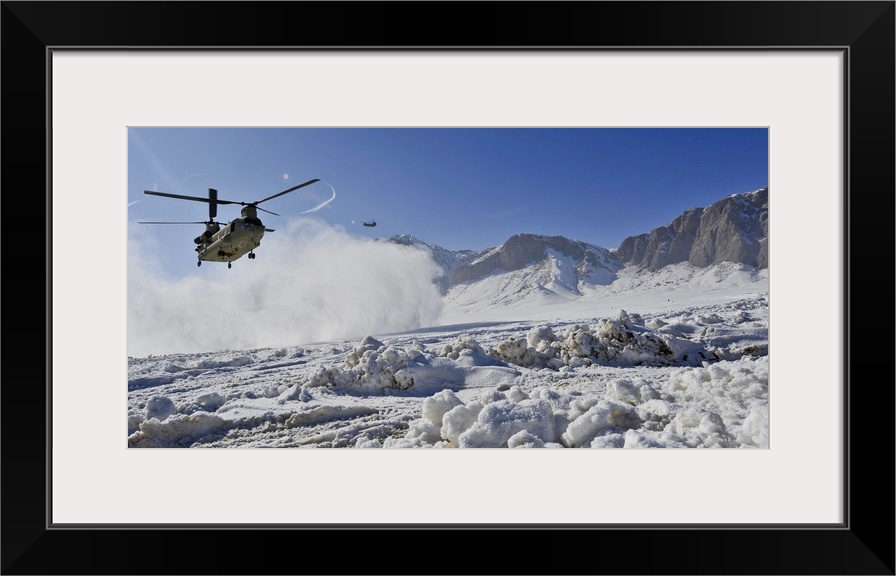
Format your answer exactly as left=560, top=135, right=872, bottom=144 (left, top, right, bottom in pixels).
left=616, top=207, right=705, bottom=271
left=616, top=187, right=768, bottom=271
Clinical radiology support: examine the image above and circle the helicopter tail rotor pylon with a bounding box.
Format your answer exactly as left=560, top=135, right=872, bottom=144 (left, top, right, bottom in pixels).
left=208, top=188, right=217, bottom=219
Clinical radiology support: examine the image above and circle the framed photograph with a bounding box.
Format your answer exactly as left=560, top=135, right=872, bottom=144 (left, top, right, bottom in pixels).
left=5, top=1, right=892, bottom=574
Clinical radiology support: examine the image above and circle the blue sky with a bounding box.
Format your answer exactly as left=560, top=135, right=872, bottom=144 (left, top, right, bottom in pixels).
left=128, top=127, right=767, bottom=278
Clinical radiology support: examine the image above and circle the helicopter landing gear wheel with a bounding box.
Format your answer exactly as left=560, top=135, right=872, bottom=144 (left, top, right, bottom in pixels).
left=248, top=252, right=255, bottom=259
left=228, top=262, right=232, bottom=269
left=197, top=260, right=201, bottom=267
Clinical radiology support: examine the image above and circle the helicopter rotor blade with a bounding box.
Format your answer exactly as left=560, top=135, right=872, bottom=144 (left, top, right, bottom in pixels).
left=144, top=178, right=320, bottom=215
left=137, top=221, right=213, bottom=225
left=265, top=228, right=276, bottom=232
left=253, top=178, right=321, bottom=205
left=144, top=190, right=213, bottom=203
left=146, top=188, right=241, bottom=207
left=146, top=189, right=225, bottom=214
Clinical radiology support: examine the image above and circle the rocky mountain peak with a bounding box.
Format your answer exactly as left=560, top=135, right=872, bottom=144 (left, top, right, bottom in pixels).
left=616, top=186, right=768, bottom=271
left=449, top=233, right=621, bottom=288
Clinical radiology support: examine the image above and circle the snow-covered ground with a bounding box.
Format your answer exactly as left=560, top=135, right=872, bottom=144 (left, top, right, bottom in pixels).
left=127, top=262, right=769, bottom=449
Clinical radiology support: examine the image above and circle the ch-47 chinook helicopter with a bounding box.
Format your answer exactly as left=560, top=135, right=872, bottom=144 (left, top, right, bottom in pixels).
left=139, top=178, right=321, bottom=268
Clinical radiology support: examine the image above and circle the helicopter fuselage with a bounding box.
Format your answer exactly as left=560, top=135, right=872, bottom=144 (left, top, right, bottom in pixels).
left=142, top=178, right=322, bottom=268
left=197, top=211, right=265, bottom=263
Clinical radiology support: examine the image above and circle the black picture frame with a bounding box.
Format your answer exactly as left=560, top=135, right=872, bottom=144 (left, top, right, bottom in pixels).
left=3, top=1, right=893, bottom=574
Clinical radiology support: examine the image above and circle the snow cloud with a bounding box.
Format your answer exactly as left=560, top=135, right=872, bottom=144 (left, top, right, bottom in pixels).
left=127, top=218, right=443, bottom=357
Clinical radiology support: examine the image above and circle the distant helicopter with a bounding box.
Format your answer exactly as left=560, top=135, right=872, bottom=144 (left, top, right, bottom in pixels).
left=139, top=178, right=321, bottom=268
left=363, top=220, right=377, bottom=227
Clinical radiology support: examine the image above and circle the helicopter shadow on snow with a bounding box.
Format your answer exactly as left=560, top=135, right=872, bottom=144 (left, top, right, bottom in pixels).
left=375, top=320, right=521, bottom=340
left=127, top=365, right=246, bottom=392
left=249, top=359, right=309, bottom=372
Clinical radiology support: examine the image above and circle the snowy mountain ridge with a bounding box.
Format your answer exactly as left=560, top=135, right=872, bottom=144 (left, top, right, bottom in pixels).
left=389, top=186, right=769, bottom=307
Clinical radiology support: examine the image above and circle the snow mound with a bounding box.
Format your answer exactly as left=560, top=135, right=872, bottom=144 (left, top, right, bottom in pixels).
left=488, top=310, right=717, bottom=369
left=300, top=336, right=419, bottom=393
left=392, top=355, right=768, bottom=449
